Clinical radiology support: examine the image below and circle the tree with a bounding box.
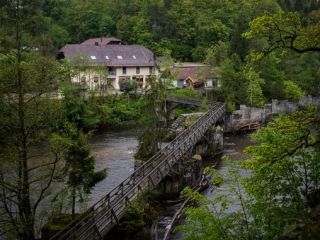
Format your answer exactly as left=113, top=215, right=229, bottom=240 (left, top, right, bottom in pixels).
left=135, top=60, right=173, bottom=160
left=61, top=83, right=100, bottom=130
left=220, top=55, right=246, bottom=110
left=244, top=66, right=266, bottom=107
left=256, top=53, right=286, bottom=100
left=243, top=107, right=320, bottom=238
left=179, top=107, right=320, bottom=239
left=243, top=12, right=320, bottom=55
left=0, top=41, right=68, bottom=240
left=283, top=80, right=305, bottom=101
left=59, top=127, right=106, bottom=219
left=119, top=79, right=137, bottom=93
left=277, top=0, right=320, bottom=14
left=0, top=1, right=98, bottom=238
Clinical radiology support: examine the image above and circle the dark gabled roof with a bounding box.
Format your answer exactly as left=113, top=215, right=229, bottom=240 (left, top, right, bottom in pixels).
left=81, top=37, right=124, bottom=46
left=60, top=44, right=155, bottom=67
left=171, top=63, right=212, bottom=82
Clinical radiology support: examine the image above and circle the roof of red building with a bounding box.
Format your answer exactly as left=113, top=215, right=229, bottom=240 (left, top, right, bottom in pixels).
left=171, top=64, right=211, bottom=82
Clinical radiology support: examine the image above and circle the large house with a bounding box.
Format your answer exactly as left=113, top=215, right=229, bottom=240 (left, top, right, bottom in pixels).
left=57, top=37, right=158, bottom=92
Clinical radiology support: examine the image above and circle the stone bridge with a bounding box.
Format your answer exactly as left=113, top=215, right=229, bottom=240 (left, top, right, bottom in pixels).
left=50, top=101, right=225, bottom=240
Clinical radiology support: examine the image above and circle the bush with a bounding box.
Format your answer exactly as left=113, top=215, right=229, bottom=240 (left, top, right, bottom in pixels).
left=100, top=96, right=152, bottom=128
left=283, top=80, right=305, bottom=102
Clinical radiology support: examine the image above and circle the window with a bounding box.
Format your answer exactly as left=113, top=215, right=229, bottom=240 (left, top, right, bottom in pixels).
left=93, top=76, right=99, bottom=83
left=90, top=56, right=96, bottom=60
left=108, top=67, right=116, bottom=76
left=136, top=67, right=140, bottom=74
left=117, top=56, right=123, bottom=59
left=105, top=56, right=109, bottom=59
left=80, top=76, right=86, bottom=83
left=122, top=67, right=127, bottom=75
left=149, top=67, right=153, bottom=75
left=132, top=55, right=136, bottom=59
left=95, top=42, right=99, bottom=46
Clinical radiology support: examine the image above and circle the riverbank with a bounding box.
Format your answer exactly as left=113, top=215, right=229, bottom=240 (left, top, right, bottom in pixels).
left=154, top=133, right=255, bottom=240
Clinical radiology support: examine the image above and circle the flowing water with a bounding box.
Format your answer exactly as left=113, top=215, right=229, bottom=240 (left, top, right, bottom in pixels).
left=155, top=133, right=254, bottom=240
left=0, top=112, right=258, bottom=240
left=1, top=128, right=253, bottom=239
left=88, top=128, right=141, bottom=205
left=88, top=130, right=254, bottom=240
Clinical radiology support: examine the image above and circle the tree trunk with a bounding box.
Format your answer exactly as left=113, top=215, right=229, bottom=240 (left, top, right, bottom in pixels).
left=16, top=2, right=34, bottom=238
left=72, top=188, right=76, bottom=220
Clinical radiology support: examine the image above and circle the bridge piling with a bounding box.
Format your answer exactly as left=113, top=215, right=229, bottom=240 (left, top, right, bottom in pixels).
left=48, top=102, right=225, bottom=240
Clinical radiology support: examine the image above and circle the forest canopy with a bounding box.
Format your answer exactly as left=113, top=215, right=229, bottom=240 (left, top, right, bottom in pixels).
left=0, top=1, right=319, bottom=239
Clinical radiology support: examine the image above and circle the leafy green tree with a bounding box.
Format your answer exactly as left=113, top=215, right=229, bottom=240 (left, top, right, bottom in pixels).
left=205, top=41, right=230, bottom=67
left=61, top=83, right=100, bottom=129
left=179, top=107, right=320, bottom=239
left=243, top=12, right=320, bottom=55
left=256, top=53, right=285, bottom=100
left=220, top=55, right=246, bottom=109
left=135, top=64, right=173, bottom=160
left=277, top=0, right=320, bottom=14
left=283, top=80, right=305, bottom=101
left=119, top=79, right=137, bottom=93
left=243, top=107, right=320, bottom=238
left=0, top=35, right=68, bottom=240
left=280, top=52, right=320, bottom=96
left=244, top=67, right=266, bottom=107
left=62, top=127, right=106, bottom=219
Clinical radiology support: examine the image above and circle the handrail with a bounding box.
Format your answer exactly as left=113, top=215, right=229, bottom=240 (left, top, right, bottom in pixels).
left=165, top=96, right=202, bottom=106
left=50, top=102, right=225, bottom=240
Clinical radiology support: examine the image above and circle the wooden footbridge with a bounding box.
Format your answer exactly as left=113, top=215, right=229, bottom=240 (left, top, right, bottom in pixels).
left=165, top=96, right=203, bottom=107
left=51, top=101, right=225, bottom=240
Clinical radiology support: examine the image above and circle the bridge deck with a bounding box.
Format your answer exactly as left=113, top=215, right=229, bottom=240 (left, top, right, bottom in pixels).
left=50, top=102, right=225, bottom=240
left=165, top=96, right=203, bottom=107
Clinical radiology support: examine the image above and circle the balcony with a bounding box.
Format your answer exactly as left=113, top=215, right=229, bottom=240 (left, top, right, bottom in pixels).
left=107, top=71, right=116, bottom=78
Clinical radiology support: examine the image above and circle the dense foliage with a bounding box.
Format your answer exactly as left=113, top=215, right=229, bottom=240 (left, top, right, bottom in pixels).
left=180, top=107, right=320, bottom=239
left=0, top=0, right=319, bottom=239
left=1, top=0, right=319, bottom=108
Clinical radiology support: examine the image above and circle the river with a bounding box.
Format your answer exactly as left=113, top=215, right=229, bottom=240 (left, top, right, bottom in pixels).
left=88, top=128, right=141, bottom=205
left=87, top=129, right=254, bottom=240
left=155, top=133, right=254, bottom=240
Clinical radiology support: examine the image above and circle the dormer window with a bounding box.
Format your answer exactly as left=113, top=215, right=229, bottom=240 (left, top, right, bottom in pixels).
left=105, top=56, right=109, bottom=60
left=117, top=56, right=123, bottom=59
left=90, top=56, right=96, bottom=60
left=133, top=55, right=136, bottom=59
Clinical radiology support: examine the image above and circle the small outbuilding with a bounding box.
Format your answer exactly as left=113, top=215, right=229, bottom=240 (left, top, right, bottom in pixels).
left=170, top=63, right=213, bottom=91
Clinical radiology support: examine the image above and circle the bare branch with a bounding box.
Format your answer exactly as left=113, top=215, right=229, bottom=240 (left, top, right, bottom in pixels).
left=27, top=158, right=60, bottom=173
left=33, top=153, right=60, bottom=213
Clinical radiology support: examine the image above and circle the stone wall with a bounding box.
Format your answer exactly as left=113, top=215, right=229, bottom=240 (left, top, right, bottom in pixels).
left=225, top=96, right=320, bottom=132
left=272, top=96, right=320, bottom=114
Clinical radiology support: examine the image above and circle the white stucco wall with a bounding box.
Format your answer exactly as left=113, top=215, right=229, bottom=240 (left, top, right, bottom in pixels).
left=115, top=66, right=158, bottom=90
left=71, top=66, right=159, bottom=92
left=71, top=69, right=107, bottom=91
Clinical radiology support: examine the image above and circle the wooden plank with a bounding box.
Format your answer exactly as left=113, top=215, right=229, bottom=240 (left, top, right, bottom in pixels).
left=111, top=209, right=119, bottom=225
left=148, top=175, right=155, bottom=187
left=51, top=104, right=226, bottom=240
left=94, top=225, right=103, bottom=240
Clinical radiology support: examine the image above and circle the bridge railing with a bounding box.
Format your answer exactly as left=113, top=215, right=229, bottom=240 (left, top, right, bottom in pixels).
left=165, top=96, right=204, bottom=107
left=50, top=102, right=225, bottom=240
